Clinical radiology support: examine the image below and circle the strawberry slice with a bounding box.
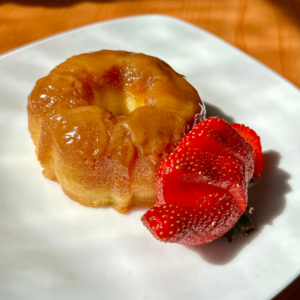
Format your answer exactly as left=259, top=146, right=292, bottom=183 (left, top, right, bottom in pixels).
left=141, top=204, right=199, bottom=244
left=141, top=194, right=240, bottom=245
left=176, top=117, right=255, bottom=182
left=231, top=123, right=263, bottom=179
left=156, top=150, right=247, bottom=213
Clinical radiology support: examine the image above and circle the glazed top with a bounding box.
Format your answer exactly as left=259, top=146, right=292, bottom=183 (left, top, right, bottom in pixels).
left=28, top=50, right=205, bottom=168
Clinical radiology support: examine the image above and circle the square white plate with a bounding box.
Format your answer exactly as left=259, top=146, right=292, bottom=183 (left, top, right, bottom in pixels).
left=0, top=15, right=299, bottom=300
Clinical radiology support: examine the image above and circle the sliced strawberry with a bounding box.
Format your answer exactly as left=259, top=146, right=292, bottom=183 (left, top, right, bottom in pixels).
left=141, top=117, right=262, bottom=245
left=176, top=117, right=255, bottom=182
left=231, top=123, right=263, bottom=179
left=141, top=204, right=199, bottom=244
left=141, top=194, right=241, bottom=245
left=156, top=149, right=247, bottom=213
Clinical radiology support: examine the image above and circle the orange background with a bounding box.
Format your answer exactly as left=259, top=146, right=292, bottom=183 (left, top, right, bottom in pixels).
left=1, top=0, right=299, bottom=88
left=1, top=1, right=299, bottom=299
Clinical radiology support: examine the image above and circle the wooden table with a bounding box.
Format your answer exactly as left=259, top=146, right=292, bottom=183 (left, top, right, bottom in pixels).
left=1, top=0, right=299, bottom=88
left=1, top=0, right=299, bottom=299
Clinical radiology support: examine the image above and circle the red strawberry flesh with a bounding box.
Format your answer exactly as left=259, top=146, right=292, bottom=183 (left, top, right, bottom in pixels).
left=142, top=195, right=240, bottom=245
left=156, top=150, right=247, bottom=213
left=176, top=118, right=255, bottom=182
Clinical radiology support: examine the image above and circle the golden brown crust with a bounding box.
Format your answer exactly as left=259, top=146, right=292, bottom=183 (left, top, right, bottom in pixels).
left=27, top=50, right=205, bottom=212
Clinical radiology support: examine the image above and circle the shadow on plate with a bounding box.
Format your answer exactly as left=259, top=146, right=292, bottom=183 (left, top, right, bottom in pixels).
left=187, top=150, right=291, bottom=265
left=204, top=102, right=235, bottom=123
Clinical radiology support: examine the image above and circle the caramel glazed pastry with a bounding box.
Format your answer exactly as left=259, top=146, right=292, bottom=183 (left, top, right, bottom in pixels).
left=28, top=50, right=205, bottom=213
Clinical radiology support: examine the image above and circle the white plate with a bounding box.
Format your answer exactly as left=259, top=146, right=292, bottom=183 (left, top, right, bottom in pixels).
left=0, top=15, right=299, bottom=300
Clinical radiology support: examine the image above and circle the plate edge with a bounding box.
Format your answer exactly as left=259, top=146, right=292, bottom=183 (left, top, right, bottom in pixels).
left=0, top=14, right=299, bottom=92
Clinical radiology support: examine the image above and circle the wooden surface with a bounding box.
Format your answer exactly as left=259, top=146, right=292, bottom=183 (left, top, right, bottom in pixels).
left=0, top=0, right=299, bottom=88
left=1, top=1, right=299, bottom=299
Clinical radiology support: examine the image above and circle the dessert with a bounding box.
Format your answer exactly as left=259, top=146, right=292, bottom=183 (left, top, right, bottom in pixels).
left=141, top=117, right=263, bottom=245
left=27, top=50, right=205, bottom=213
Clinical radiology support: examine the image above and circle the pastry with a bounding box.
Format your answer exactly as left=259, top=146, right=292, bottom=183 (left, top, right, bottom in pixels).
left=28, top=50, right=205, bottom=213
